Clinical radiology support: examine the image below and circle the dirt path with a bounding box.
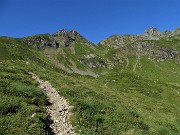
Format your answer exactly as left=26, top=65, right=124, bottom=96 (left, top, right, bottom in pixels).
left=133, top=55, right=140, bottom=72
left=28, top=72, right=77, bottom=135
left=125, top=57, right=129, bottom=67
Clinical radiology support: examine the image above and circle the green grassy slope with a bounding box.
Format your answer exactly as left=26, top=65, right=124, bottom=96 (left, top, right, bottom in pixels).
left=41, top=58, right=180, bottom=135
left=0, top=36, right=180, bottom=135
left=0, top=37, right=50, bottom=134
left=0, top=60, right=49, bottom=135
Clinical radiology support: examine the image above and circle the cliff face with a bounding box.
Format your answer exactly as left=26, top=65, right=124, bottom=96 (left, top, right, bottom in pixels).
left=23, top=29, right=85, bottom=49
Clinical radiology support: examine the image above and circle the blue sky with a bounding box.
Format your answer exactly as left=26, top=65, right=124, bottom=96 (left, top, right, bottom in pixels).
left=0, top=0, right=180, bottom=43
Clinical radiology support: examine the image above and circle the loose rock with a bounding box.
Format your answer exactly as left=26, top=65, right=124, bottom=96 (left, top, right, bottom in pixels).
left=28, top=72, right=77, bottom=135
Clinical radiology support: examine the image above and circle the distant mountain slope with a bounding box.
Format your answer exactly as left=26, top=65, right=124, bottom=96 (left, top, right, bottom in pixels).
left=0, top=27, right=180, bottom=135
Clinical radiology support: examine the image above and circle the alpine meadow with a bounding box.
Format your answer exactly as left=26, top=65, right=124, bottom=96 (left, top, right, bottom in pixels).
left=0, top=27, right=180, bottom=135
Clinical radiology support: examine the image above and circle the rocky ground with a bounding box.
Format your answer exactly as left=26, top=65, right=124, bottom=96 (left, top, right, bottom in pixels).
left=28, top=72, right=77, bottom=135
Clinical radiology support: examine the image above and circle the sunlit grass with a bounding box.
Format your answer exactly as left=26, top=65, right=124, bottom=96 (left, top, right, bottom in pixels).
left=0, top=36, right=180, bottom=134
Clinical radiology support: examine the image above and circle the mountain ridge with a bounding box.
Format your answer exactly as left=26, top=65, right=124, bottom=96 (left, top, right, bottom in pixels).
left=0, top=27, right=180, bottom=135
left=1, top=27, right=179, bottom=77
left=2, top=27, right=180, bottom=48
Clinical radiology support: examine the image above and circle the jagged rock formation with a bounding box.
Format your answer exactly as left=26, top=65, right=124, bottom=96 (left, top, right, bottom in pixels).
left=24, top=29, right=85, bottom=48
left=52, top=30, right=84, bottom=47
left=79, top=54, right=106, bottom=68
left=144, top=27, right=161, bottom=36
left=23, top=34, right=57, bottom=49
left=99, top=27, right=180, bottom=60
left=144, top=27, right=161, bottom=40
left=99, top=27, right=180, bottom=46
left=21, top=27, right=180, bottom=77
left=28, top=72, right=77, bottom=135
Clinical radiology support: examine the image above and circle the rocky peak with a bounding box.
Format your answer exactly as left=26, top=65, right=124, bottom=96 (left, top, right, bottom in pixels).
left=68, top=30, right=82, bottom=40
left=52, top=29, right=84, bottom=47
left=52, top=29, right=82, bottom=39
left=143, top=27, right=161, bottom=40
left=144, top=27, right=160, bottom=37
left=53, top=29, right=68, bottom=37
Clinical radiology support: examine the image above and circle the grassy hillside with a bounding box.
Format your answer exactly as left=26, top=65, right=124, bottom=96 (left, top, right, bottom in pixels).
left=0, top=37, right=50, bottom=134
left=0, top=36, right=180, bottom=135
left=0, top=60, right=49, bottom=135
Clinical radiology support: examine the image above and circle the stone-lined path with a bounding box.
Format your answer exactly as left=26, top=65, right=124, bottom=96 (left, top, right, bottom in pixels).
left=28, top=72, right=77, bottom=135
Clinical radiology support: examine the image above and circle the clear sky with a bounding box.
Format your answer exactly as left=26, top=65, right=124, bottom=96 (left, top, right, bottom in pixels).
left=0, top=0, right=180, bottom=43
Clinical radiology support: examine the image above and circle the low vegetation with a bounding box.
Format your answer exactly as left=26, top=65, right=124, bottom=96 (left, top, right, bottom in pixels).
left=0, top=34, right=180, bottom=135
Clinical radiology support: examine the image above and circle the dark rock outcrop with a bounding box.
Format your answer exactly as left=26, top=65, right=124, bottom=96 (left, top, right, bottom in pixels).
left=23, top=29, right=85, bottom=49
left=52, top=29, right=84, bottom=47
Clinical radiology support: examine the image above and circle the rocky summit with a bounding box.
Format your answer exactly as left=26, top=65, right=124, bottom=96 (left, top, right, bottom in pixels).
left=0, top=27, right=180, bottom=135
left=23, top=29, right=85, bottom=49
left=144, top=27, right=161, bottom=36
left=52, top=29, right=84, bottom=47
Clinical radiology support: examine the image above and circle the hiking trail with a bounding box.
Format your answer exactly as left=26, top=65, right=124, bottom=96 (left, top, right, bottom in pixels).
left=28, top=72, right=77, bottom=135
